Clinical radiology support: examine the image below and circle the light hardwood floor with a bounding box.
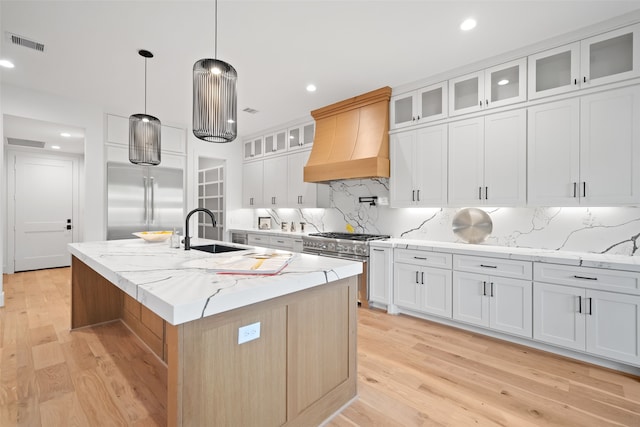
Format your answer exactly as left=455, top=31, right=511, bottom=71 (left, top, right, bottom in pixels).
left=1, top=268, right=639, bottom=426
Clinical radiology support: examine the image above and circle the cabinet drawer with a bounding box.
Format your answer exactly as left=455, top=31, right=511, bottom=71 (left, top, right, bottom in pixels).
left=453, top=255, right=532, bottom=280
left=534, top=263, right=640, bottom=294
left=270, top=236, right=293, bottom=249
left=248, top=234, right=269, bottom=247
left=395, top=249, right=452, bottom=269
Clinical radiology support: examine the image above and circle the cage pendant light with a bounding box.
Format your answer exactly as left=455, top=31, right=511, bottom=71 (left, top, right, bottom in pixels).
left=130, top=49, right=161, bottom=165
left=193, top=0, right=237, bottom=142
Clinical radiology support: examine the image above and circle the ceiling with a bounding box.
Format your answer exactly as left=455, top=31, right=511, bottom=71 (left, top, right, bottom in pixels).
left=2, top=1, right=640, bottom=143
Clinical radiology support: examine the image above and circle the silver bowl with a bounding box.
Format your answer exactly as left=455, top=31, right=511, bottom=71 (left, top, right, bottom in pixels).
left=452, top=208, right=493, bottom=244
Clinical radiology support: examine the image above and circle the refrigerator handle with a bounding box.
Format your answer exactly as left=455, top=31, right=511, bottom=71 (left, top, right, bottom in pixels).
left=150, top=177, right=155, bottom=223
left=143, top=176, right=148, bottom=224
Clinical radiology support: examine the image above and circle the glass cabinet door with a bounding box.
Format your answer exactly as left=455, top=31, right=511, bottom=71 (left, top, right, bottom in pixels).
left=582, top=23, right=640, bottom=88
left=252, top=137, right=263, bottom=158
left=264, top=134, right=275, bottom=153
left=390, top=92, right=416, bottom=129
left=243, top=140, right=253, bottom=160
left=288, top=122, right=315, bottom=150
left=485, top=58, right=526, bottom=108
left=275, top=130, right=287, bottom=151
left=528, top=42, right=580, bottom=100
left=449, top=71, right=484, bottom=116
left=418, top=82, right=448, bottom=123
left=288, top=127, right=300, bottom=149
left=302, top=122, right=315, bottom=146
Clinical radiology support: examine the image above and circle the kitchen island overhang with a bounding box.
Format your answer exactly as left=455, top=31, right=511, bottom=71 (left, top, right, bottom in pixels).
left=68, top=239, right=362, bottom=427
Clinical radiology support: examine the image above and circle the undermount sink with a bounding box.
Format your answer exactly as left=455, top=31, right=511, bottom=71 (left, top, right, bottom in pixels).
left=191, top=244, right=246, bottom=254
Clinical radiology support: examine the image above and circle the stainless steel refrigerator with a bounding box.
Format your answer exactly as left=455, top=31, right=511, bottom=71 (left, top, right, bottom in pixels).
left=107, top=162, right=184, bottom=240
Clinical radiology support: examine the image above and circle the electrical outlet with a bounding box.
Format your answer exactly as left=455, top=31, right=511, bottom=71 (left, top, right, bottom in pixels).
left=238, top=322, right=261, bottom=344
left=378, top=197, right=389, bottom=206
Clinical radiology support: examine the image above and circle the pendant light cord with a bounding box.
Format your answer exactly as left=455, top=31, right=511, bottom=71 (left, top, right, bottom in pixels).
left=144, top=57, right=147, bottom=114
left=214, top=0, right=218, bottom=59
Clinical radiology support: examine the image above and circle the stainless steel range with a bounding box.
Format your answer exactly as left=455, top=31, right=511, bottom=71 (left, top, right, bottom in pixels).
left=302, top=232, right=390, bottom=307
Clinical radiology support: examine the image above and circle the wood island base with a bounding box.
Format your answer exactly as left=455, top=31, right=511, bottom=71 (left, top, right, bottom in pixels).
left=71, top=256, right=358, bottom=426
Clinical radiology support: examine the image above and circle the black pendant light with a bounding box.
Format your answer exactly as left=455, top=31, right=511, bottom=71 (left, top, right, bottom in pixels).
left=130, top=49, right=161, bottom=165
left=193, top=0, right=237, bottom=142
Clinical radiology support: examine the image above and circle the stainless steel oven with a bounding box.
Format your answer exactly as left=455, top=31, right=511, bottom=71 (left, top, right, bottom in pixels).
left=301, top=232, right=390, bottom=307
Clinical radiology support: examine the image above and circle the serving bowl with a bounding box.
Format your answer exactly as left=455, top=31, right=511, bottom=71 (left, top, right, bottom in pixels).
left=133, top=231, right=173, bottom=242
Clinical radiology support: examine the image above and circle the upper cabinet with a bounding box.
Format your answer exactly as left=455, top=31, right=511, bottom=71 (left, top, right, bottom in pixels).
left=243, top=136, right=263, bottom=160
left=449, top=58, right=527, bottom=116
left=390, top=82, right=448, bottom=129
left=263, top=130, right=288, bottom=156
left=528, top=86, right=640, bottom=206
left=288, top=122, right=315, bottom=151
left=529, top=23, right=640, bottom=100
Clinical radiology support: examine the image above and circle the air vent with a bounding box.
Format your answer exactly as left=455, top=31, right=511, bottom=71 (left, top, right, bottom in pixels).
left=6, top=32, right=45, bottom=52
left=242, top=107, right=259, bottom=114
left=7, top=138, right=45, bottom=148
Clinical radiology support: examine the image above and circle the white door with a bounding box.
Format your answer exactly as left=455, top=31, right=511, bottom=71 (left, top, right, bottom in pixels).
left=483, top=109, right=527, bottom=206
left=394, top=263, right=422, bottom=311
left=580, top=86, right=640, bottom=205
left=369, top=247, right=391, bottom=304
left=263, top=156, right=288, bottom=208
left=527, top=99, right=580, bottom=206
left=389, top=131, right=416, bottom=207
left=242, top=161, right=264, bottom=208
left=415, top=124, right=448, bottom=206
left=14, top=154, right=74, bottom=271
left=421, top=267, right=452, bottom=318
left=533, top=283, right=585, bottom=351
left=452, top=271, right=489, bottom=327
left=448, top=118, right=484, bottom=206
left=586, top=290, right=640, bottom=365
left=489, top=277, right=532, bottom=338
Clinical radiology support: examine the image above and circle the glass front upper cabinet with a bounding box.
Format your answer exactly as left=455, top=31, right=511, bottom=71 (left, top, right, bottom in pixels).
left=288, top=122, right=315, bottom=150
left=243, top=136, right=263, bottom=160
left=264, top=130, right=287, bottom=156
left=449, top=58, right=526, bottom=116
left=390, top=81, right=447, bottom=129
left=529, top=23, right=640, bottom=100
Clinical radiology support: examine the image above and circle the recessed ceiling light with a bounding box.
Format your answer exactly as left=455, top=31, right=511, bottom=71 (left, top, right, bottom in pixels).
left=60, top=132, right=71, bottom=137
left=497, top=79, right=509, bottom=86
left=0, top=59, right=15, bottom=68
left=51, top=145, right=61, bottom=150
left=306, top=84, right=317, bottom=92
left=460, top=18, right=477, bottom=31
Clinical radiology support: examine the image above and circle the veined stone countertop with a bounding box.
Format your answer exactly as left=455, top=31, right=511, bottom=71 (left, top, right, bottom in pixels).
left=68, top=238, right=362, bottom=325
left=371, top=239, right=640, bottom=272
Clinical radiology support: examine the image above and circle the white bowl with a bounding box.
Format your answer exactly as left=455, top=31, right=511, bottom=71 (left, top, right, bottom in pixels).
left=133, top=231, right=173, bottom=242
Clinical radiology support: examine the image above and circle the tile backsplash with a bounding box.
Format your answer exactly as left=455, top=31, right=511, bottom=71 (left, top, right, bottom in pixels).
left=253, top=178, right=640, bottom=256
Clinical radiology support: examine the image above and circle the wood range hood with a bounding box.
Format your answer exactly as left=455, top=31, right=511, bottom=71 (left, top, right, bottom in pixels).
left=304, top=86, right=391, bottom=183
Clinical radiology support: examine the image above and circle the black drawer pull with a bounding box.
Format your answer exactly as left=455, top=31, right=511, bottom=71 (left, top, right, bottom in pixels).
left=414, top=256, right=427, bottom=260
left=373, top=249, right=384, bottom=252
left=573, top=275, right=597, bottom=281
left=480, top=264, right=497, bottom=269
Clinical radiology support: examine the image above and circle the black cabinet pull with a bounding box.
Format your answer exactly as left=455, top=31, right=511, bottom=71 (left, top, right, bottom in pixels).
left=412, top=190, right=415, bottom=202
left=573, top=182, right=577, bottom=198
left=413, top=256, right=427, bottom=260
left=490, top=282, right=494, bottom=297
left=478, top=187, right=482, bottom=200
left=583, top=76, right=587, bottom=83
left=421, top=272, right=424, bottom=285
left=480, top=264, right=497, bottom=269
left=373, top=249, right=384, bottom=252
left=485, top=186, right=488, bottom=200
left=574, top=78, right=578, bottom=85
left=578, top=295, right=582, bottom=313
left=582, top=182, right=586, bottom=198
left=482, top=281, right=487, bottom=296
left=415, top=271, right=419, bottom=284
left=574, top=275, right=597, bottom=281
left=588, top=297, right=593, bottom=315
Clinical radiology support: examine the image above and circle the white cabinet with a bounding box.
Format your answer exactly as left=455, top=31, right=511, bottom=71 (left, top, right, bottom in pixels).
left=394, top=249, right=452, bottom=318
left=528, top=86, right=640, bottom=206
left=453, top=271, right=533, bottom=338
left=534, top=282, right=640, bottom=366
left=448, top=109, right=526, bottom=206
left=264, top=130, right=287, bottom=156
left=263, top=156, right=288, bottom=207
left=390, top=124, right=447, bottom=207
left=242, top=161, right=264, bottom=208
left=452, top=255, right=533, bottom=338
left=449, top=58, right=526, bottom=116
left=529, top=23, right=640, bottom=99
left=243, top=136, right=263, bottom=160
left=287, top=151, right=317, bottom=207
left=247, top=233, right=303, bottom=252
left=287, top=122, right=315, bottom=151
left=390, top=82, right=448, bottom=129
left=369, top=246, right=393, bottom=305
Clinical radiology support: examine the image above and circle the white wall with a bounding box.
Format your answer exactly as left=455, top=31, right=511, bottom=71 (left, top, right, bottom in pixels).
left=0, top=2, right=4, bottom=304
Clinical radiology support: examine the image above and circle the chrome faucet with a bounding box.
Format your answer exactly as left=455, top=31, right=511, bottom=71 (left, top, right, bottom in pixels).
left=184, top=208, right=216, bottom=250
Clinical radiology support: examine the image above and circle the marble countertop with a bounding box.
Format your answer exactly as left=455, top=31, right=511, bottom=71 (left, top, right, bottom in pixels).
left=370, top=239, right=640, bottom=272
left=68, top=238, right=362, bottom=325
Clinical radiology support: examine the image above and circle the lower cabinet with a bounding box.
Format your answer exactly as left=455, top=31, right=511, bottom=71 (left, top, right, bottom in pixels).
left=247, top=232, right=303, bottom=253
left=452, top=271, right=533, bottom=338
left=533, top=282, right=640, bottom=365
left=369, top=246, right=392, bottom=305
left=394, top=262, right=452, bottom=318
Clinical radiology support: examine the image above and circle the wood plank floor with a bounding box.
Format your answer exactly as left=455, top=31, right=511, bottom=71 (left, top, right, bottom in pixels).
left=1, top=268, right=639, bottom=426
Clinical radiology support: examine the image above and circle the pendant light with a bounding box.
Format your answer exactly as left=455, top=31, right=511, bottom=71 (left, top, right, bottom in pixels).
left=129, top=49, right=161, bottom=165
left=193, top=0, right=237, bottom=143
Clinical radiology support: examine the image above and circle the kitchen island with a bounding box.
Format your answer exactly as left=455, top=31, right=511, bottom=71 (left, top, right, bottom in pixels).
left=68, top=239, right=363, bottom=427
